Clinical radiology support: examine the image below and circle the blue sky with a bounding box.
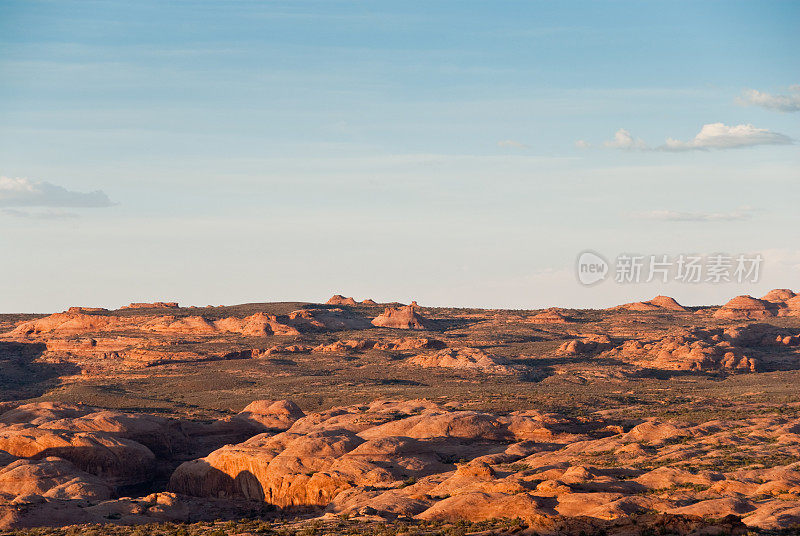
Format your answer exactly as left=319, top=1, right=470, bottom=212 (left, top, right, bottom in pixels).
left=1, top=1, right=798, bottom=312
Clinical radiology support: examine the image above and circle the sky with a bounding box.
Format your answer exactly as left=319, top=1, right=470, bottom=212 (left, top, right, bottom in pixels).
left=1, top=0, right=799, bottom=313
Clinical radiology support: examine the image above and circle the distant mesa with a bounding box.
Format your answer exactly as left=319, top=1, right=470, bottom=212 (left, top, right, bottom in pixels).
left=614, top=295, right=687, bottom=312
left=713, top=295, right=779, bottom=320
left=121, top=302, right=179, bottom=310
left=66, top=307, right=109, bottom=314
left=326, top=294, right=378, bottom=306
left=371, top=302, right=431, bottom=330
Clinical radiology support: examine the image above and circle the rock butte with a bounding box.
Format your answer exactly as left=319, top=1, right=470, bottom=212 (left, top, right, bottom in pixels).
left=371, top=303, right=431, bottom=330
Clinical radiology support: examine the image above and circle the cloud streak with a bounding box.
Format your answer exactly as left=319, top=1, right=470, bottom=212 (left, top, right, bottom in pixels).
left=739, top=86, right=800, bottom=112
left=497, top=139, right=529, bottom=149
left=634, top=207, right=757, bottom=222
left=596, top=123, right=792, bottom=152
left=1, top=208, right=80, bottom=220
left=0, top=176, right=114, bottom=208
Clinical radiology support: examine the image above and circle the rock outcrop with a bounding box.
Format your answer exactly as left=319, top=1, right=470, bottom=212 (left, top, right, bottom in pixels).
left=326, top=295, right=358, bottom=306
left=122, top=302, right=179, bottom=309
left=616, top=296, right=687, bottom=312
left=371, top=304, right=431, bottom=330
left=408, top=347, right=515, bottom=375
left=602, top=326, right=762, bottom=372
left=714, top=296, right=779, bottom=320
left=528, top=309, right=570, bottom=324
left=762, top=289, right=797, bottom=302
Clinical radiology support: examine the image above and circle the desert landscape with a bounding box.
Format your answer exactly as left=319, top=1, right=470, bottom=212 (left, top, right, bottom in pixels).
left=3, top=1, right=798, bottom=534
left=1, top=291, right=800, bottom=534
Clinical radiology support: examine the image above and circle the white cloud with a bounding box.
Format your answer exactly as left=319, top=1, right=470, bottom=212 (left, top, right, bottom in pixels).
left=497, top=139, right=529, bottom=149
left=599, top=123, right=792, bottom=152
left=739, top=86, right=800, bottom=112
left=603, top=129, right=648, bottom=150
left=0, top=176, right=114, bottom=208
left=574, top=139, right=591, bottom=149
left=660, top=123, right=792, bottom=151
left=634, top=207, right=757, bottom=222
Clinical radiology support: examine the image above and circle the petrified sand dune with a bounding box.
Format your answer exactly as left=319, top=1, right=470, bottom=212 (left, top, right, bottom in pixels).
left=408, top=347, right=515, bottom=374
left=602, top=326, right=761, bottom=372
left=616, top=295, right=687, bottom=312
left=0, top=457, right=113, bottom=501
left=371, top=304, right=430, bottom=330
left=233, top=400, right=305, bottom=432
left=0, top=426, right=155, bottom=487
left=648, top=295, right=687, bottom=311
left=762, top=289, right=797, bottom=302
left=162, top=398, right=800, bottom=528
left=2, top=290, right=800, bottom=531
left=0, top=395, right=799, bottom=529
left=714, top=295, right=779, bottom=320
left=557, top=334, right=615, bottom=356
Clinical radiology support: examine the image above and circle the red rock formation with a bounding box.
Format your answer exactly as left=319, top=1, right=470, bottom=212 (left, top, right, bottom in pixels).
left=288, top=308, right=372, bottom=331
left=782, top=296, right=800, bottom=315
left=557, top=334, right=615, bottom=356
left=603, top=327, right=760, bottom=373
left=409, top=347, right=515, bottom=375
left=374, top=337, right=445, bottom=351
left=232, top=400, right=305, bottom=433
left=0, top=426, right=155, bottom=487
left=66, top=307, right=109, bottom=314
left=326, top=295, right=358, bottom=306
left=0, top=457, right=113, bottom=501
left=761, top=289, right=797, bottom=302
left=313, top=340, right=376, bottom=353
left=713, top=296, right=779, bottom=320
left=360, top=299, right=377, bottom=305
left=122, top=302, right=179, bottom=309
left=371, top=304, right=430, bottom=330
left=648, top=295, right=687, bottom=311
left=616, top=296, right=687, bottom=312
left=528, top=308, right=570, bottom=323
